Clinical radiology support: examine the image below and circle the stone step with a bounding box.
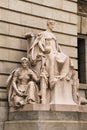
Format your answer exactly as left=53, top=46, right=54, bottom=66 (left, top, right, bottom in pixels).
left=4, top=119, right=87, bottom=130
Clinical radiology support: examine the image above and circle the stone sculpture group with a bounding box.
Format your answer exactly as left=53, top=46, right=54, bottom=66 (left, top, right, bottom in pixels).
left=7, top=20, right=86, bottom=109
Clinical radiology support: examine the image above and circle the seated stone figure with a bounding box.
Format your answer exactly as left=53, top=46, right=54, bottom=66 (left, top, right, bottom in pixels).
left=25, top=20, right=79, bottom=105
left=7, top=57, right=39, bottom=108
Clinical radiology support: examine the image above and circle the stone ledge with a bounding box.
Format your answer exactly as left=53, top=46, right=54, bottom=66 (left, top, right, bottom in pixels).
left=8, top=104, right=87, bottom=121
left=9, top=111, right=86, bottom=121
left=4, top=120, right=87, bottom=130
left=50, top=104, right=78, bottom=112
left=9, top=104, right=50, bottom=112
left=9, top=104, right=87, bottom=112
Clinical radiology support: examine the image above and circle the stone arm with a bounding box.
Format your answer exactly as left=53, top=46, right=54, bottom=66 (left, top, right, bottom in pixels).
left=29, top=70, right=40, bottom=83
left=38, top=36, right=51, bottom=54
left=25, top=32, right=34, bottom=39
left=12, top=72, right=23, bottom=96
left=56, top=41, right=63, bottom=53
left=38, top=41, right=45, bottom=52
left=58, top=45, right=62, bottom=52
left=37, top=34, right=45, bottom=52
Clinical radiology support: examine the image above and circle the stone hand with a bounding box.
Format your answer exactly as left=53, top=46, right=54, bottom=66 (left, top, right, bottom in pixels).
left=17, top=91, right=27, bottom=97
left=43, top=49, right=50, bottom=54
left=50, top=77, right=58, bottom=89
left=25, top=32, right=34, bottom=38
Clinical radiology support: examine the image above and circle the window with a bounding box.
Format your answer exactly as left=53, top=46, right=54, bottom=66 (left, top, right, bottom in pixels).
left=78, top=38, right=86, bottom=83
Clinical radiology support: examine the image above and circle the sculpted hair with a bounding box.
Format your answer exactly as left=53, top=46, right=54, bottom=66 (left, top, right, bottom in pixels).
left=47, top=20, right=55, bottom=26
left=21, top=57, right=29, bottom=62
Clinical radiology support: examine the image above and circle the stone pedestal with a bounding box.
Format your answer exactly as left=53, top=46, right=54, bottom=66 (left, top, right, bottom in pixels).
left=50, top=80, right=76, bottom=105
left=3, top=104, right=87, bottom=130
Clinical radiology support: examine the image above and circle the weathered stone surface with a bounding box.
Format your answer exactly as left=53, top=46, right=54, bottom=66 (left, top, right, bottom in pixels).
left=0, top=102, right=8, bottom=107
left=0, top=22, right=9, bottom=34
left=0, top=75, right=8, bottom=88
left=72, top=58, right=78, bottom=69
left=24, top=0, right=77, bottom=13
left=0, top=122, right=4, bottom=130
left=9, top=111, right=79, bottom=121
left=0, top=21, right=77, bottom=46
left=61, top=46, right=77, bottom=58
left=9, top=104, right=50, bottom=112
left=0, top=62, right=19, bottom=74
left=0, top=90, right=7, bottom=100
left=9, top=0, right=32, bottom=13
left=0, top=35, right=26, bottom=50
left=0, top=0, right=8, bottom=8
left=78, top=16, right=81, bottom=33
left=4, top=115, right=87, bottom=130
left=50, top=104, right=78, bottom=111
left=82, top=17, right=87, bottom=34
left=63, top=0, right=77, bottom=13
left=0, top=48, right=26, bottom=62
left=0, top=8, right=77, bottom=35
left=0, top=107, right=8, bottom=121
left=0, top=9, right=21, bottom=24
left=7, top=106, right=87, bottom=130
left=8, top=104, right=87, bottom=120
left=4, top=121, right=38, bottom=130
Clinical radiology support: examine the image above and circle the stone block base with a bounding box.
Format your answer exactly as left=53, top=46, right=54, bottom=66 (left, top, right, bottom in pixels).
left=4, top=104, right=87, bottom=130
left=9, top=104, right=50, bottom=112
left=4, top=120, right=87, bottom=130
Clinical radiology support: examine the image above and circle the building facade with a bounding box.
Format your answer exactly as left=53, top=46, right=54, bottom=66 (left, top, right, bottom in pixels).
left=1, top=0, right=87, bottom=129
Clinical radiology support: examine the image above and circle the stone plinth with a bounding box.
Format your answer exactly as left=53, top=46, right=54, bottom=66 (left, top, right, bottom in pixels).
left=50, top=80, right=76, bottom=105
left=4, top=120, right=87, bottom=130
left=9, top=104, right=50, bottom=112
left=3, top=104, right=87, bottom=130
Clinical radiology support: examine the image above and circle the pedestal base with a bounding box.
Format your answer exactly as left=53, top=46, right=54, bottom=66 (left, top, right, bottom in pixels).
left=50, top=79, right=76, bottom=105
left=4, top=120, right=87, bottom=130
left=4, top=104, right=87, bottom=130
